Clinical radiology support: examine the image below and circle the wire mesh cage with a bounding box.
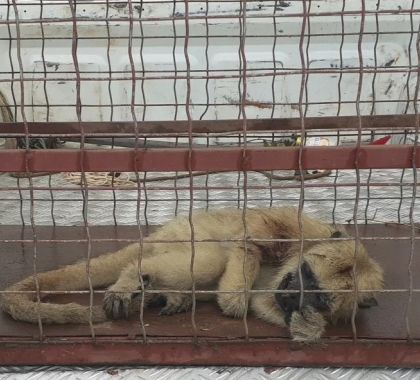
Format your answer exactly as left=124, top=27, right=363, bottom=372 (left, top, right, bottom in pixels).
left=0, top=0, right=419, bottom=367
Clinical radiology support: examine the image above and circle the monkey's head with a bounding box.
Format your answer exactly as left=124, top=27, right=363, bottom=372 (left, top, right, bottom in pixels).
left=272, top=231, right=384, bottom=341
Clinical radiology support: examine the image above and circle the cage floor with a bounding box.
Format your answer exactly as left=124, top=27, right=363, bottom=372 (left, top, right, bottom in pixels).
left=1, top=223, right=419, bottom=341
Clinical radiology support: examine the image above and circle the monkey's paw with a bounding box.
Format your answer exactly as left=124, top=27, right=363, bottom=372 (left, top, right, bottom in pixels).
left=159, top=293, right=192, bottom=315
left=289, top=306, right=326, bottom=342
left=103, top=289, right=135, bottom=320
left=103, top=275, right=150, bottom=320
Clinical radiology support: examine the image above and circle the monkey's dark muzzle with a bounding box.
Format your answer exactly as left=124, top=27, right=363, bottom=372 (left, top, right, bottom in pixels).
left=275, top=261, right=330, bottom=324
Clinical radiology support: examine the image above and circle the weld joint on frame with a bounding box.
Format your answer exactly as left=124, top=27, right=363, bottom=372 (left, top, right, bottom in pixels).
left=354, top=147, right=366, bottom=167
left=186, top=149, right=196, bottom=171
left=240, top=149, right=252, bottom=171
left=24, top=150, right=34, bottom=171
left=134, top=150, right=145, bottom=172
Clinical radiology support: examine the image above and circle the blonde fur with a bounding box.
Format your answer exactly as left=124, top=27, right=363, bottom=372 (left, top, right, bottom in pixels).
left=0, top=207, right=384, bottom=341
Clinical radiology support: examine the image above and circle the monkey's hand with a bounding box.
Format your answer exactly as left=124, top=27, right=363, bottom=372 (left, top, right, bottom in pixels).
left=103, top=273, right=150, bottom=320
left=289, top=306, right=326, bottom=342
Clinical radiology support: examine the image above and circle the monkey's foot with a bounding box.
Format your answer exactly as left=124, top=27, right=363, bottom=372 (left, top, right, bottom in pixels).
left=103, top=289, right=135, bottom=320
left=289, top=306, right=326, bottom=342
left=159, top=293, right=192, bottom=315
left=218, top=292, right=249, bottom=318
left=103, top=274, right=150, bottom=320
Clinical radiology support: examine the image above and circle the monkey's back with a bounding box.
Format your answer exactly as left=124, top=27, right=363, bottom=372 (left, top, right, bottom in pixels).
left=148, top=207, right=334, bottom=244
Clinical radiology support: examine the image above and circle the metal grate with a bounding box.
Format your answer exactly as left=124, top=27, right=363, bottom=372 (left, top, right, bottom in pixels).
left=0, top=0, right=419, bottom=367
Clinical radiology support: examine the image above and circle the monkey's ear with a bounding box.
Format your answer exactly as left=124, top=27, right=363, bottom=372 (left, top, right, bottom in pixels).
left=358, top=296, right=378, bottom=308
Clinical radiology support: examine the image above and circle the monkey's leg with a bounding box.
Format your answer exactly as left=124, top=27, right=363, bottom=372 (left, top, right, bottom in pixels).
left=104, top=243, right=227, bottom=319
left=103, top=255, right=194, bottom=319
left=217, top=247, right=260, bottom=318
left=103, top=260, right=150, bottom=319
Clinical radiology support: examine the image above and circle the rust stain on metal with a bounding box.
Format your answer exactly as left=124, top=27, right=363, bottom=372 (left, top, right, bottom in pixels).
left=1, top=341, right=420, bottom=367
left=0, top=115, right=418, bottom=137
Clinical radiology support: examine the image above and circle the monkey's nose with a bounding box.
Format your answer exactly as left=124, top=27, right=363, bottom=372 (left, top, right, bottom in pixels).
left=275, top=272, right=301, bottom=314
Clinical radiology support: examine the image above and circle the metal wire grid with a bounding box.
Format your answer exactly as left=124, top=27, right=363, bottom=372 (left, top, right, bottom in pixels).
left=0, top=1, right=419, bottom=119
left=0, top=0, right=418, bottom=364
left=0, top=169, right=418, bottom=226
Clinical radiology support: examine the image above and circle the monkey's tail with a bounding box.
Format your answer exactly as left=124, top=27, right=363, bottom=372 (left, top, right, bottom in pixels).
left=0, top=243, right=142, bottom=324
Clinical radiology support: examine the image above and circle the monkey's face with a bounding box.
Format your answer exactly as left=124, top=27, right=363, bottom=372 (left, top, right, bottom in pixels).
left=275, top=260, right=330, bottom=324
left=273, top=239, right=384, bottom=326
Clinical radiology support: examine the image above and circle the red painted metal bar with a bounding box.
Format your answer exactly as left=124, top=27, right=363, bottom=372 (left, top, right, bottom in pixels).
left=0, top=145, right=418, bottom=172
left=0, top=114, right=417, bottom=136
left=1, top=341, right=420, bottom=367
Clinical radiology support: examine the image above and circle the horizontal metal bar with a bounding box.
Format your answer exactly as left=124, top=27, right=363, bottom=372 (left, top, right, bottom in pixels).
left=1, top=0, right=418, bottom=5
left=0, top=115, right=418, bottom=136
left=1, top=8, right=420, bottom=25
left=0, top=181, right=417, bottom=192
left=0, top=65, right=414, bottom=77
left=0, top=288, right=417, bottom=296
left=64, top=137, right=193, bottom=148
left=1, top=341, right=420, bottom=367
left=0, top=0, right=416, bottom=5
left=0, top=99, right=417, bottom=110
left=0, top=146, right=418, bottom=172
left=0, top=235, right=418, bottom=244
left=0, top=196, right=417, bottom=202
left=0, top=30, right=414, bottom=40
left=0, top=67, right=416, bottom=83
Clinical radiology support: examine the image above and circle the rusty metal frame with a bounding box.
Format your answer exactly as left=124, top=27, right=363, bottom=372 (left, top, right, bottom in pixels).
left=0, top=115, right=419, bottom=136
left=2, top=340, right=420, bottom=367
left=0, top=145, right=418, bottom=172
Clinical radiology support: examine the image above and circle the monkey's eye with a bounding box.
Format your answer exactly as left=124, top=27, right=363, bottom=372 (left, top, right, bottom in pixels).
left=315, top=292, right=330, bottom=311
left=331, top=231, right=343, bottom=238
left=338, top=266, right=353, bottom=275
left=278, top=272, right=293, bottom=289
